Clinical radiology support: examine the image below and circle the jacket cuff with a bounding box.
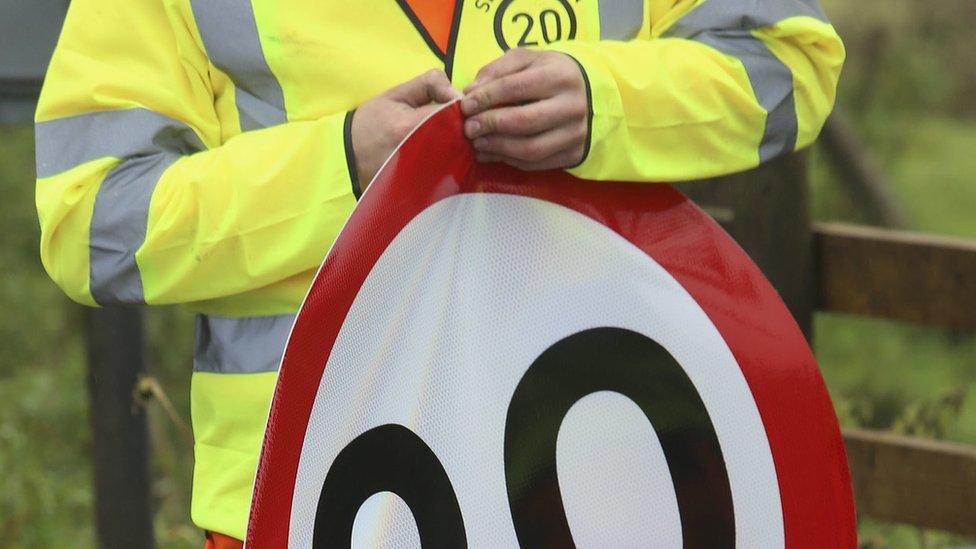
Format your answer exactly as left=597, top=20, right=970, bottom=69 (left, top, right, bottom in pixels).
left=545, top=42, right=624, bottom=180
left=342, top=110, right=362, bottom=200
left=559, top=53, right=594, bottom=169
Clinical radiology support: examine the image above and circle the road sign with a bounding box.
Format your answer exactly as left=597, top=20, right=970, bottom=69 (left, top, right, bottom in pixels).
left=246, top=103, right=855, bottom=548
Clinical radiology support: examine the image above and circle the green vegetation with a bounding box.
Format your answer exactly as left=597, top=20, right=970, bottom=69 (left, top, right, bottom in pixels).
left=812, top=1, right=976, bottom=545
left=0, top=125, right=197, bottom=546
left=813, top=0, right=976, bottom=447
left=2, top=1, right=975, bottom=546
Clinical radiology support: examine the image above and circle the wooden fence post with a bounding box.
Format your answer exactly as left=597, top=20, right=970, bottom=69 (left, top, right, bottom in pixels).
left=86, top=307, right=155, bottom=548
left=677, top=153, right=815, bottom=338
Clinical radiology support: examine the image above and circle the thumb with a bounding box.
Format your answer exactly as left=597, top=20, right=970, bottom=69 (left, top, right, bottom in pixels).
left=464, top=48, right=535, bottom=93
left=391, top=69, right=462, bottom=107
left=405, top=103, right=446, bottom=129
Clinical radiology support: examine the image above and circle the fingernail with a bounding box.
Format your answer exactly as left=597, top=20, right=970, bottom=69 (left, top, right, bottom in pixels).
left=461, top=97, right=478, bottom=114
left=465, top=119, right=481, bottom=137
left=473, top=137, right=487, bottom=150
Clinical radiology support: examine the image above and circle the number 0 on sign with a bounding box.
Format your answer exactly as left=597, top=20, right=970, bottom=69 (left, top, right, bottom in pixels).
left=245, top=103, right=856, bottom=548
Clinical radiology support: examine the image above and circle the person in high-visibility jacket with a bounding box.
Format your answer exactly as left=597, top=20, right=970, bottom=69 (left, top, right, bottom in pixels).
left=35, top=0, right=844, bottom=543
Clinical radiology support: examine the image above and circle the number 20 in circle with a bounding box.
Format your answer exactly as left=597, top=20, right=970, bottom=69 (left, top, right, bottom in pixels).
left=494, top=0, right=578, bottom=50
left=245, top=105, right=856, bottom=548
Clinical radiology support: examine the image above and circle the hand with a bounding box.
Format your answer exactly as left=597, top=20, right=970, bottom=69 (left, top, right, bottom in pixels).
left=352, top=70, right=462, bottom=189
left=461, top=49, right=589, bottom=171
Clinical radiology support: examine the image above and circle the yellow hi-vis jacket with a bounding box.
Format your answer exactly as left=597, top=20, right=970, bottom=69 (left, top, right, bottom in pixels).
left=35, top=0, right=844, bottom=538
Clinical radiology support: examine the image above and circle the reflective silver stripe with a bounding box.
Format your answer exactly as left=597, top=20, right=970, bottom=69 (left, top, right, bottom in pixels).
left=194, top=313, right=296, bottom=373
left=184, top=2, right=290, bottom=374
left=663, top=0, right=830, bottom=161
left=36, top=109, right=204, bottom=304
left=35, top=109, right=203, bottom=179
left=667, top=0, right=828, bottom=31
left=598, top=0, right=645, bottom=40
left=696, top=31, right=797, bottom=161
left=190, top=0, right=286, bottom=131
left=91, top=153, right=176, bottom=304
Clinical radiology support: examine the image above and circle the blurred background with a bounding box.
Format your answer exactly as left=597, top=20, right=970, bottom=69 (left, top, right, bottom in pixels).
left=2, top=1, right=975, bottom=547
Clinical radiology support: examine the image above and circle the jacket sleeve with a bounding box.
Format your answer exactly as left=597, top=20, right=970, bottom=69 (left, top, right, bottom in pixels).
left=35, top=0, right=358, bottom=308
left=545, top=0, right=845, bottom=182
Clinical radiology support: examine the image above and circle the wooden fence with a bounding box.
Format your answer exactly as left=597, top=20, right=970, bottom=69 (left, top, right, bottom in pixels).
left=683, top=157, right=976, bottom=541
left=817, top=223, right=976, bottom=538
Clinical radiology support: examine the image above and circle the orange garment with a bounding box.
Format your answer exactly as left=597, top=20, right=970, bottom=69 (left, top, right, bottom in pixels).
left=204, top=531, right=243, bottom=549
left=401, top=0, right=458, bottom=55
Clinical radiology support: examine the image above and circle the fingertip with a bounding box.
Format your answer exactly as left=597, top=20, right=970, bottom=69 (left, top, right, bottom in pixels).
left=460, top=96, right=479, bottom=115
left=463, top=119, right=482, bottom=139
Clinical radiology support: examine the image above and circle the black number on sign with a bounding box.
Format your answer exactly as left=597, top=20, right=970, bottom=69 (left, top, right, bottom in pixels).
left=314, top=328, right=734, bottom=547
left=539, top=9, right=563, bottom=43
left=512, top=12, right=538, bottom=47
left=312, top=424, right=466, bottom=548
left=503, top=327, right=735, bottom=548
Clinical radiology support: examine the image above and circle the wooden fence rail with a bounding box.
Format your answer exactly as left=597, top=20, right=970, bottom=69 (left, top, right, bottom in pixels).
left=810, top=222, right=976, bottom=536
left=844, top=428, right=976, bottom=538
left=815, top=222, right=976, bottom=331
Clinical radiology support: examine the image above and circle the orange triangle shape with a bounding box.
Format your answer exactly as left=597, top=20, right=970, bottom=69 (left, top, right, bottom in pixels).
left=401, top=0, right=457, bottom=56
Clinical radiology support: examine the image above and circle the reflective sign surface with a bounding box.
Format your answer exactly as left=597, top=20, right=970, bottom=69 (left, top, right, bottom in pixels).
left=246, top=103, right=855, bottom=548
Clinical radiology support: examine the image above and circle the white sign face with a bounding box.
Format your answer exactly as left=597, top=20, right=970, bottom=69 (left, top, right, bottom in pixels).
left=287, top=194, right=781, bottom=548
left=246, top=104, right=856, bottom=548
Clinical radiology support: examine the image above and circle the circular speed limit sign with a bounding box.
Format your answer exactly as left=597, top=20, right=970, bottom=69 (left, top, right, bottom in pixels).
left=246, top=103, right=855, bottom=548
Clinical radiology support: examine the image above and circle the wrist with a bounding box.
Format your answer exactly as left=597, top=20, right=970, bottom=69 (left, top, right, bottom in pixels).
left=543, top=43, right=621, bottom=177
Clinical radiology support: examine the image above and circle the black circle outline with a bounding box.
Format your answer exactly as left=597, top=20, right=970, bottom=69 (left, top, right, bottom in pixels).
left=504, top=327, right=735, bottom=548
left=313, top=424, right=466, bottom=548
left=493, top=0, right=578, bottom=51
